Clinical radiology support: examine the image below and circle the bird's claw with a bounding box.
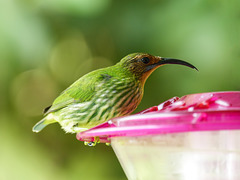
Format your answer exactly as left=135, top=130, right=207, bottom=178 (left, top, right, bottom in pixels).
left=105, top=142, right=111, bottom=146
left=84, top=137, right=100, bottom=146
left=84, top=141, right=97, bottom=146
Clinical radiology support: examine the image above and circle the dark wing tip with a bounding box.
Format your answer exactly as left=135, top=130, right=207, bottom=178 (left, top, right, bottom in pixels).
left=43, top=105, right=52, bottom=114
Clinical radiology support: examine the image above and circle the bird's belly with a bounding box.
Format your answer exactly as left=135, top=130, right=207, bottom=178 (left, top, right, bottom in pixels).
left=56, top=102, right=109, bottom=132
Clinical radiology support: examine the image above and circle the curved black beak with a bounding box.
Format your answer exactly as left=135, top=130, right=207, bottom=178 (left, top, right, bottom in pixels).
left=158, top=57, right=198, bottom=71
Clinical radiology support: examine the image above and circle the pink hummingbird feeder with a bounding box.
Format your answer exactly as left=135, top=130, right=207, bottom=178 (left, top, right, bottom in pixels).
left=77, top=91, right=240, bottom=180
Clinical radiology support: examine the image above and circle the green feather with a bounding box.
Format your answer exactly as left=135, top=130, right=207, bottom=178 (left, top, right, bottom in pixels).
left=44, top=68, right=114, bottom=115
left=32, top=117, right=55, bottom=132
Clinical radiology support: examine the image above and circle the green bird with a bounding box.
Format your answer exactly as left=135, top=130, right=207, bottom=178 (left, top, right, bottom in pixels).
left=33, top=53, right=197, bottom=133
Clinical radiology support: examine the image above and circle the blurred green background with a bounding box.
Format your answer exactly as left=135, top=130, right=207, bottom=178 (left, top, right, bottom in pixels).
left=1, top=0, right=240, bottom=179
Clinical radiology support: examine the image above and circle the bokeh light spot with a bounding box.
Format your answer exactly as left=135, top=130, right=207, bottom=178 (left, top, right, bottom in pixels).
left=11, top=69, right=58, bottom=116
left=49, top=33, right=92, bottom=84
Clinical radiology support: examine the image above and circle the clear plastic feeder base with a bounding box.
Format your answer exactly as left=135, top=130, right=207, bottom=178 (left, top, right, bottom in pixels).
left=112, top=130, right=240, bottom=180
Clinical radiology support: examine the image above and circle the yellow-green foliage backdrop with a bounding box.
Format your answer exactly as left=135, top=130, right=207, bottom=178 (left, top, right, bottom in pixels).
left=1, top=0, right=240, bottom=179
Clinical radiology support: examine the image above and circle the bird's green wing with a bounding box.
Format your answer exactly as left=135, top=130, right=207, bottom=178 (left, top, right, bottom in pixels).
left=44, top=70, right=111, bottom=115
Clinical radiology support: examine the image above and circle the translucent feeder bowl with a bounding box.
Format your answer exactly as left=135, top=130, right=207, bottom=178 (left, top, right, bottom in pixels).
left=77, top=91, right=240, bottom=180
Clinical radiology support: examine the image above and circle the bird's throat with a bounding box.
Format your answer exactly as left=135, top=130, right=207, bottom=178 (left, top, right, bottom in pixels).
left=140, top=65, right=160, bottom=86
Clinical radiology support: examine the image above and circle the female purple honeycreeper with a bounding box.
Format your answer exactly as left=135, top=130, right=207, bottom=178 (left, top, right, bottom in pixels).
left=33, top=53, right=197, bottom=133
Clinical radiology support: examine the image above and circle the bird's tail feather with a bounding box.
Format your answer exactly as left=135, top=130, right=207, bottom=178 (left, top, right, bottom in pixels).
left=32, top=116, right=56, bottom=133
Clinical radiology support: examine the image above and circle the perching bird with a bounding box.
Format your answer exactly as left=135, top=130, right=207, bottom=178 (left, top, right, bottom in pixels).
left=33, top=53, right=197, bottom=133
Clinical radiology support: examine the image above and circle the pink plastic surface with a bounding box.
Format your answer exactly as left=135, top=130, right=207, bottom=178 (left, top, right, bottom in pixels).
left=76, top=91, right=240, bottom=143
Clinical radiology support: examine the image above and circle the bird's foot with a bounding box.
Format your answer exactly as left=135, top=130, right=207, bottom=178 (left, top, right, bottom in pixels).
left=105, top=142, right=111, bottom=146
left=84, top=141, right=97, bottom=146
left=84, top=137, right=100, bottom=146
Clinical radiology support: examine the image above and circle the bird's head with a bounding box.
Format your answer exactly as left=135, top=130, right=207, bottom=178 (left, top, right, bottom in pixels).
left=119, top=53, right=198, bottom=84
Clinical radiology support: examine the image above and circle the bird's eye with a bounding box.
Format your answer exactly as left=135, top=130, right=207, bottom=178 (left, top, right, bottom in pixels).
left=141, top=57, right=150, bottom=64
